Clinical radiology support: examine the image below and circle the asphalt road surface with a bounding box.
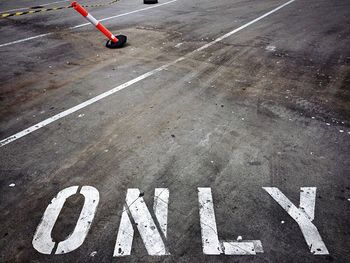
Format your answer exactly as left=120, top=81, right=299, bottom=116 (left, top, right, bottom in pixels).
left=0, top=0, right=349, bottom=262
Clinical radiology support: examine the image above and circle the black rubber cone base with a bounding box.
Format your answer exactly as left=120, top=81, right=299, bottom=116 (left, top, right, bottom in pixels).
left=106, top=35, right=127, bottom=49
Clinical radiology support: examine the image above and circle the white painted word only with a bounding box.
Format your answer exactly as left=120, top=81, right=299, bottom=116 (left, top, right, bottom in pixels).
left=32, top=186, right=329, bottom=256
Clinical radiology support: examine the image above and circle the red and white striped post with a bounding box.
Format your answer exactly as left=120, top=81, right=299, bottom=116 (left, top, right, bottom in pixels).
left=71, top=1, right=127, bottom=48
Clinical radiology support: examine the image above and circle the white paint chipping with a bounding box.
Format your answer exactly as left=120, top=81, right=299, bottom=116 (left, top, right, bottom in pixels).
left=263, top=187, right=329, bottom=255
left=198, top=188, right=263, bottom=255
left=199, top=133, right=211, bottom=146
left=114, top=188, right=169, bottom=257
left=32, top=186, right=99, bottom=254
left=0, top=0, right=178, bottom=48
left=0, top=0, right=296, bottom=147
left=265, top=45, right=276, bottom=52
left=90, top=251, right=98, bottom=257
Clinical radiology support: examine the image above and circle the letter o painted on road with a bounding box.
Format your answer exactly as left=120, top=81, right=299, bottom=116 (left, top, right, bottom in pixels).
left=32, top=186, right=99, bottom=254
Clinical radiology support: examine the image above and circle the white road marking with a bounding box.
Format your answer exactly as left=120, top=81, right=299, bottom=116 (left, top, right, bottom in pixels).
left=0, top=0, right=178, bottom=48
left=198, top=188, right=263, bottom=255
left=90, top=251, right=98, bottom=257
left=114, top=188, right=169, bottom=256
left=0, top=0, right=70, bottom=13
left=198, top=187, right=221, bottom=255
left=32, top=186, right=100, bottom=254
left=154, top=188, right=169, bottom=238
left=266, top=45, right=276, bottom=51
left=300, top=187, right=316, bottom=220
left=249, top=240, right=264, bottom=253
left=114, top=205, right=134, bottom=256
left=73, top=0, right=178, bottom=29
left=33, top=186, right=77, bottom=254
left=0, top=0, right=296, bottom=147
left=263, top=187, right=329, bottom=255
left=0, top=33, right=53, bottom=48
left=222, top=242, right=256, bottom=255
left=175, top=42, right=183, bottom=48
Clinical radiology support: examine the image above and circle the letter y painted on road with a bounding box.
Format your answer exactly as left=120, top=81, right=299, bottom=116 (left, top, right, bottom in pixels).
left=263, top=187, right=329, bottom=255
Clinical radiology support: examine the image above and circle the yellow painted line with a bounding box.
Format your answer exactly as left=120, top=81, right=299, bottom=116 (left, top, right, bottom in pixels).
left=0, top=0, right=120, bottom=19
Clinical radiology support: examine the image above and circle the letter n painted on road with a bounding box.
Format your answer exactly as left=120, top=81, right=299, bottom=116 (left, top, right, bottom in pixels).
left=32, top=186, right=100, bottom=254
left=198, top=187, right=263, bottom=255
left=114, top=188, right=169, bottom=256
left=263, top=187, right=329, bottom=255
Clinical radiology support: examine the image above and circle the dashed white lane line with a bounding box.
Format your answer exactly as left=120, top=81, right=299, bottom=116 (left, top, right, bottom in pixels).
left=0, top=0, right=178, bottom=48
left=0, top=0, right=296, bottom=147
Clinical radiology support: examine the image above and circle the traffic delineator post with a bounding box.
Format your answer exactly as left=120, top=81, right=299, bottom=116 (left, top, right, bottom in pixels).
left=71, top=1, right=126, bottom=48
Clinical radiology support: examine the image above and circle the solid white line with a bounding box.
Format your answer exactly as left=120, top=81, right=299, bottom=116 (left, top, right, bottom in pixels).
left=72, top=0, right=179, bottom=29
left=0, top=0, right=70, bottom=13
left=0, top=0, right=178, bottom=48
left=0, top=33, right=53, bottom=48
left=0, top=0, right=296, bottom=147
